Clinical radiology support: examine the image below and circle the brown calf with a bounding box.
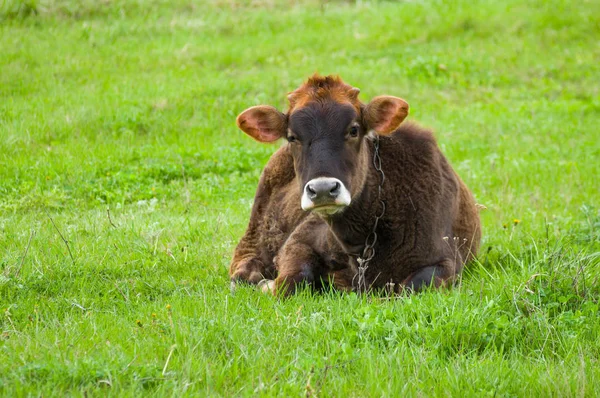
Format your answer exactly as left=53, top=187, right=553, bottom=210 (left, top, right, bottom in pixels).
left=230, top=75, right=481, bottom=295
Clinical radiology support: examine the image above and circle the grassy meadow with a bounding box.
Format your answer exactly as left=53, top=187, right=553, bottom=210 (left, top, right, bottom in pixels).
left=1, top=0, right=599, bottom=395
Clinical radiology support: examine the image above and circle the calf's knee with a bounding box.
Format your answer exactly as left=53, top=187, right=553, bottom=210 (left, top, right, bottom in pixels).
left=274, top=263, right=315, bottom=296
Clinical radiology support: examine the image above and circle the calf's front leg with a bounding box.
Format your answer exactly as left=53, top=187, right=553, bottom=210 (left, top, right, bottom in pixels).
left=229, top=148, right=296, bottom=286
left=273, top=241, right=323, bottom=296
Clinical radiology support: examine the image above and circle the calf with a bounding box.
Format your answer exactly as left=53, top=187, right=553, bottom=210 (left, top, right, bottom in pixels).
left=229, top=75, right=481, bottom=295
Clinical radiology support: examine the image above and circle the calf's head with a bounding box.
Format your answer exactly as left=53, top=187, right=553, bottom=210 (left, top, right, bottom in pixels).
left=236, top=75, right=409, bottom=216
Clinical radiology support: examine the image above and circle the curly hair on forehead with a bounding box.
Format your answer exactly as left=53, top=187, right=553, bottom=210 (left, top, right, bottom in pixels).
left=286, top=74, right=362, bottom=113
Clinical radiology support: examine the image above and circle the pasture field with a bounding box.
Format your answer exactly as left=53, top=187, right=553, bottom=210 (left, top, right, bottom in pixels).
left=1, top=0, right=599, bottom=395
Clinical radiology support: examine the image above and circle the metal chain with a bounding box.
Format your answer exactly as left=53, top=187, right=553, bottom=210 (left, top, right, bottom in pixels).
left=355, top=134, right=386, bottom=293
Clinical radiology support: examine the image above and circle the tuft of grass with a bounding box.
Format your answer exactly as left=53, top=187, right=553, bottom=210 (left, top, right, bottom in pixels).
left=1, top=0, right=599, bottom=395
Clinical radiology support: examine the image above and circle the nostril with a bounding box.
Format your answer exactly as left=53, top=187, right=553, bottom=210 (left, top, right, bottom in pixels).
left=329, top=181, right=341, bottom=197
left=306, top=184, right=317, bottom=198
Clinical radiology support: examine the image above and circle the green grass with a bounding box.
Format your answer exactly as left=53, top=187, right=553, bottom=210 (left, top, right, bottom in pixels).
left=1, top=0, right=599, bottom=395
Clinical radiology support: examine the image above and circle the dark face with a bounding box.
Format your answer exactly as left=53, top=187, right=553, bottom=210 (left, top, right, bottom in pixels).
left=286, top=101, right=370, bottom=215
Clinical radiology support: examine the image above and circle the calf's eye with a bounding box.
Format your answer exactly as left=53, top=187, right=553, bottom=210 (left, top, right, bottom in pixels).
left=348, top=126, right=359, bottom=138
left=287, top=135, right=298, bottom=143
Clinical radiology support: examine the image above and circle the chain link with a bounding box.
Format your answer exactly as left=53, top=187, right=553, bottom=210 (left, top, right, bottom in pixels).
left=355, top=135, right=386, bottom=293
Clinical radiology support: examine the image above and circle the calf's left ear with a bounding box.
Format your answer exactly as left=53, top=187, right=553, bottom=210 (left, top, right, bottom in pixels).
left=364, top=96, right=409, bottom=135
left=236, top=105, right=287, bottom=143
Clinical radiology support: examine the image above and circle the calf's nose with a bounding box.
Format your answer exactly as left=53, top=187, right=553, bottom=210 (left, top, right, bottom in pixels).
left=301, top=177, right=351, bottom=212
left=306, top=179, right=341, bottom=201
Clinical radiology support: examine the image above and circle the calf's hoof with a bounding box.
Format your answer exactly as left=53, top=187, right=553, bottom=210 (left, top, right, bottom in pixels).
left=257, top=279, right=276, bottom=295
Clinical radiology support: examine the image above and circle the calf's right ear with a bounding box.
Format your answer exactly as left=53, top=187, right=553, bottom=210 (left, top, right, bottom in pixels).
left=236, top=105, right=287, bottom=143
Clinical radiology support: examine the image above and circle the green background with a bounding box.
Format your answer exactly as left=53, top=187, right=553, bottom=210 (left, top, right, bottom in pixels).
left=1, top=0, right=599, bottom=395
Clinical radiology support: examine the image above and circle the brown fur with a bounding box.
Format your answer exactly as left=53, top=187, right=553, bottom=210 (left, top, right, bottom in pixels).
left=287, top=74, right=362, bottom=113
left=230, top=75, right=481, bottom=295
